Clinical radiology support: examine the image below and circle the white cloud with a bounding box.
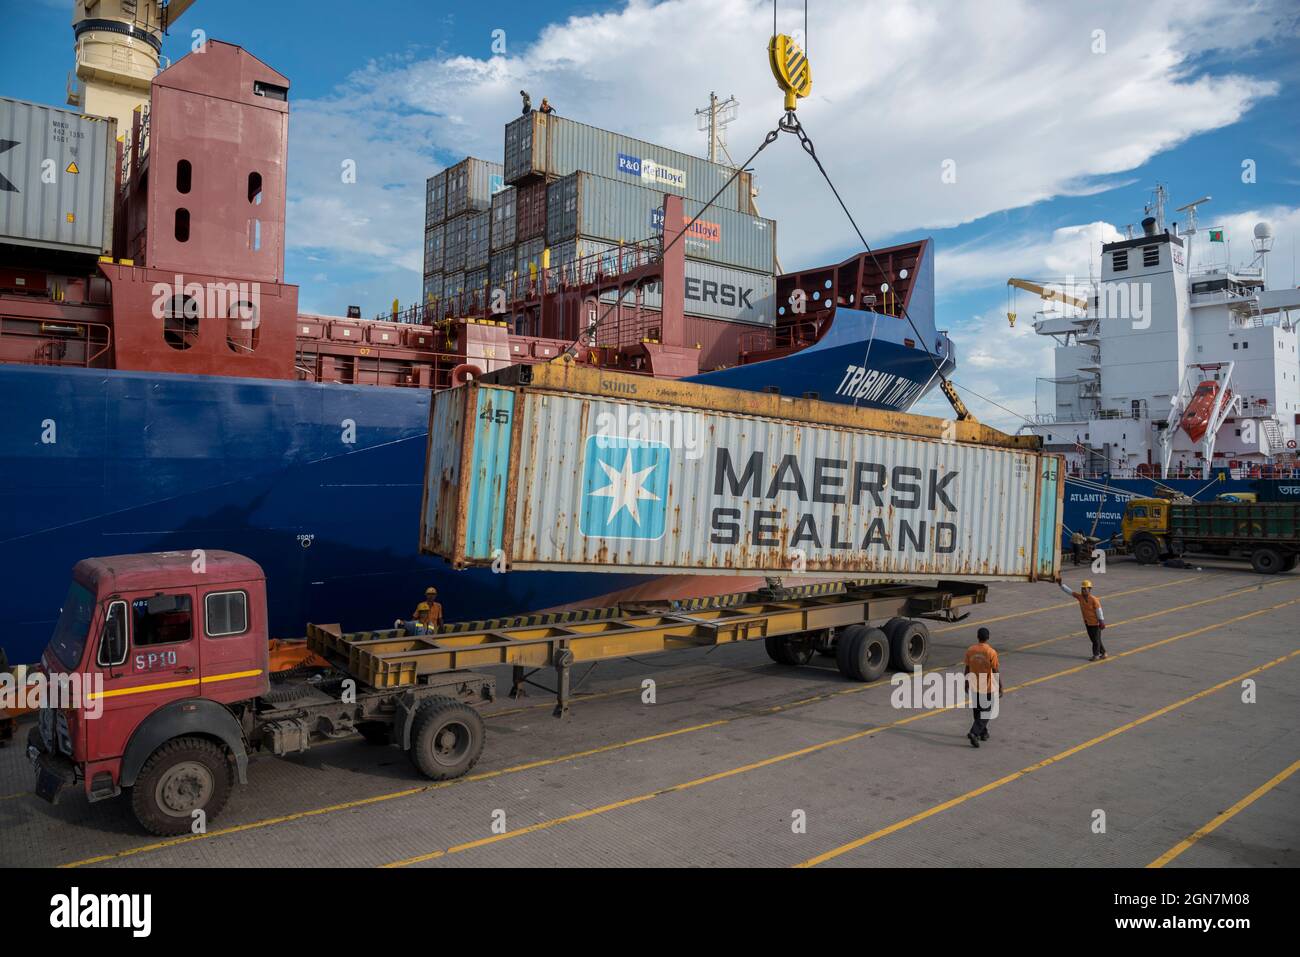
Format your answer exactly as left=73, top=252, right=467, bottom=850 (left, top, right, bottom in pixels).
left=282, top=0, right=1287, bottom=312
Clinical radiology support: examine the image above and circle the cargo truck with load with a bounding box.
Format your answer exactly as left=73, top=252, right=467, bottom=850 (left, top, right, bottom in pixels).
left=1118, top=497, right=1300, bottom=573
left=28, top=370, right=1062, bottom=834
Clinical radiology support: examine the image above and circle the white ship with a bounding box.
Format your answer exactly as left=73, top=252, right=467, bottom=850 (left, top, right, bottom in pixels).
left=1018, top=186, right=1300, bottom=481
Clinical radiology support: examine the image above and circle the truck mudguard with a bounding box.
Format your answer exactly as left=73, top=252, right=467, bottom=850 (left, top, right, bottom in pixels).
left=120, top=698, right=250, bottom=788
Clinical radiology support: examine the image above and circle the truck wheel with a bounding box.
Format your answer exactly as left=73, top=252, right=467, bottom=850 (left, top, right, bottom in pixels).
left=1133, top=539, right=1161, bottom=565
left=129, top=736, right=233, bottom=836
left=408, top=697, right=485, bottom=781
left=1250, top=547, right=1284, bottom=574
left=835, top=625, right=890, bottom=682
left=357, top=721, right=391, bottom=745
left=888, top=620, right=931, bottom=672
left=764, top=635, right=814, bottom=666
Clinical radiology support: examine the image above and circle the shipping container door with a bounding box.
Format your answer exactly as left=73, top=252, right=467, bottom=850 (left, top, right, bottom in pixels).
left=464, top=387, right=516, bottom=561
left=1035, top=455, right=1062, bottom=579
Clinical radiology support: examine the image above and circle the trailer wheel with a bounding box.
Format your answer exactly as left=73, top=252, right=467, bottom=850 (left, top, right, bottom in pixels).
left=129, top=736, right=233, bottom=836
left=1133, top=538, right=1161, bottom=565
left=764, top=635, right=814, bottom=666
left=888, top=620, right=931, bottom=672
left=835, top=625, right=890, bottom=682
left=1250, top=547, right=1284, bottom=575
left=408, top=697, right=485, bottom=780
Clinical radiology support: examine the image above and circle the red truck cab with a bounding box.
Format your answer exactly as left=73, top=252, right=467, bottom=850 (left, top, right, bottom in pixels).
left=29, top=551, right=268, bottom=830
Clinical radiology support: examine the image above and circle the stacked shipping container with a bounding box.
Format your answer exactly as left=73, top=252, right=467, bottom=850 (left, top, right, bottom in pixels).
left=423, top=157, right=503, bottom=304
left=423, top=113, right=775, bottom=329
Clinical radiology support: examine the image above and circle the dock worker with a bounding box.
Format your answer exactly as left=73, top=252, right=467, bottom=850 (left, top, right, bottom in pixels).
left=963, top=627, right=1001, bottom=748
left=539, top=97, right=555, bottom=115
left=520, top=90, right=531, bottom=114
left=1059, top=579, right=1106, bottom=661
left=396, top=602, right=433, bottom=636
left=422, top=587, right=444, bottom=631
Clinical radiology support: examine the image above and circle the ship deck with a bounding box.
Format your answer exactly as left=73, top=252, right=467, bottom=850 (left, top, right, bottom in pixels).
left=2, top=558, right=1297, bottom=869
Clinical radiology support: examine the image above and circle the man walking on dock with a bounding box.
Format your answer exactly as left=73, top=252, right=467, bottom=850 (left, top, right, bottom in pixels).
left=963, top=627, right=1001, bottom=748
left=1059, top=579, right=1106, bottom=660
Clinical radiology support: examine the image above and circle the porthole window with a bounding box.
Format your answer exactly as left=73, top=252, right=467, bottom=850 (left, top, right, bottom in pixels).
left=162, top=294, right=199, bottom=350
left=174, top=208, right=190, bottom=242
left=176, top=160, right=192, bottom=194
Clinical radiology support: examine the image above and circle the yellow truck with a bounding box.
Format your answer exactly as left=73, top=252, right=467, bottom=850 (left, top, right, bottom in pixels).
left=1119, top=497, right=1300, bottom=573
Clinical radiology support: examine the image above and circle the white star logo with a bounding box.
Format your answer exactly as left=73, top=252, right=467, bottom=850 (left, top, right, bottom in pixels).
left=589, top=451, right=661, bottom=526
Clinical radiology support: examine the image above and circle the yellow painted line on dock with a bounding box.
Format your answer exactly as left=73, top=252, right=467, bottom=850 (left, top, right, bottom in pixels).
left=1147, top=757, right=1300, bottom=868
left=56, top=577, right=1297, bottom=868
left=382, top=594, right=1300, bottom=869
left=797, top=650, right=1300, bottom=868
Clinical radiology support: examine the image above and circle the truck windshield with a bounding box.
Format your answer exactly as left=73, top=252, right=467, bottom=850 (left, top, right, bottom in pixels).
left=49, top=581, right=96, bottom=669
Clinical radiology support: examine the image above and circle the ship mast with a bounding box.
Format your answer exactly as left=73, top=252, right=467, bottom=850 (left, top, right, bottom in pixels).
left=67, top=0, right=197, bottom=131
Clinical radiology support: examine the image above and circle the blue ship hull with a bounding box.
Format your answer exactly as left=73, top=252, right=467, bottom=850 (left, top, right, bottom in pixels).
left=1060, top=474, right=1299, bottom=548
left=0, top=315, right=950, bottom=664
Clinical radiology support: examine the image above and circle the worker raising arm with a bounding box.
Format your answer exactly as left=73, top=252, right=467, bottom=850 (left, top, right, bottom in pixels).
left=1059, top=579, right=1107, bottom=661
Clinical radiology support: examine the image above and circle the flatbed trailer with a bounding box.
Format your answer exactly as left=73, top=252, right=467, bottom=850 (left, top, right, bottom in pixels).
left=27, top=550, right=987, bottom=834
left=308, top=577, right=989, bottom=715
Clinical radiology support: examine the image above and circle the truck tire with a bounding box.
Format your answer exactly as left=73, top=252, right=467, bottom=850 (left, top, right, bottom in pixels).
left=1250, top=547, right=1284, bottom=575
left=764, top=635, right=814, bottom=666
left=1133, top=538, right=1161, bottom=565
left=129, top=736, right=234, bottom=836
left=888, top=620, right=931, bottom=672
left=835, top=625, right=890, bottom=682
left=408, top=697, right=485, bottom=780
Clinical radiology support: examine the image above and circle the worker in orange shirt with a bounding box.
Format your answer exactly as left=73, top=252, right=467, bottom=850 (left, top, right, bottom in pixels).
left=422, top=587, right=444, bottom=631
left=1059, top=579, right=1106, bottom=661
left=963, top=627, right=1002, bottom=748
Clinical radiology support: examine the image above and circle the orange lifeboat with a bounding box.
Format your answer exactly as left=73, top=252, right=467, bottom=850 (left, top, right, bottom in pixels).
left=1180, top=380, right=1230, bottom=443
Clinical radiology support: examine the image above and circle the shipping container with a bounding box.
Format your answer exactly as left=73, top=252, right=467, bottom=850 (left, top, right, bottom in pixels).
left=516, top=179, right=548, bottom=241
left=505, top=112, right=753, bottom=212
left=445, top=157, right=504, bottom=219
left=490, top=247, right=515, bottom=287
left=443, top=213, right=468, bottom=272
left=423, top=222, right=444, bottom=275
left=490, top=186, right=516, bottom=251
left=465, top=210, right=490, bottom=270
left=465, top=267, right=488, bottom=293
left=425, top=171, right=447, bottom=228
left=516, top=237, right=545, bottom=278
left=548, top=238, right=775, bottom=325
left=422, top=273, right=443, bottom=303
left=442, top=270, right=466, bottom=296
left=0, top=97, right=117, bottom=256
left=545, top=171, right=775, bottom=272
left=422, top=364, right=1063, bottom=580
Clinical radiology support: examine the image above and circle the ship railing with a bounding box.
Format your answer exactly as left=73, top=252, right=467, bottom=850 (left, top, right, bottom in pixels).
left=0, top=317, right=112, bottom=368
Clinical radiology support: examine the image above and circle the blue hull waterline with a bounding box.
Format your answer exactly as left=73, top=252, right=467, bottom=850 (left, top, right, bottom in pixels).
left=0, top=319, right=950, bottom=664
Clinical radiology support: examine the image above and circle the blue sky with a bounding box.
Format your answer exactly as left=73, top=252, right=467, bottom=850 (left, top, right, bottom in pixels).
left=7, top=0, right=1299, bottom=427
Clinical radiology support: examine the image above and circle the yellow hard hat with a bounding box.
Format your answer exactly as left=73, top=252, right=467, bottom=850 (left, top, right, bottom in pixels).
left=416, top=602, right=430, bottom=612
left=1080, top=580, right=1093, bottom=589
left=425, top=586, right=438, bottom=596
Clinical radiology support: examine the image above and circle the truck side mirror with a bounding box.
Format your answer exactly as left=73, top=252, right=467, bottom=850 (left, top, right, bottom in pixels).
left=98, top=600, right=129, bottom=668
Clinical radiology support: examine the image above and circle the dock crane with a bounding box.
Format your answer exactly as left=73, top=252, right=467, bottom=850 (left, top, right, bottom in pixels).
left=1005, top=278, right=1090, bottom=327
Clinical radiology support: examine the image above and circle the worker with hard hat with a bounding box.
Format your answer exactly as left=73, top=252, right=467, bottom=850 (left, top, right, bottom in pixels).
left=420, top=587, right=444, bottom=631
left=1059, top=579, right=1106, bottom=660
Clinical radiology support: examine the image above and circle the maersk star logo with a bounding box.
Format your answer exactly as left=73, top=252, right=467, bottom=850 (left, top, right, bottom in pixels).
left=580, top=436, right=669, bottom=540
